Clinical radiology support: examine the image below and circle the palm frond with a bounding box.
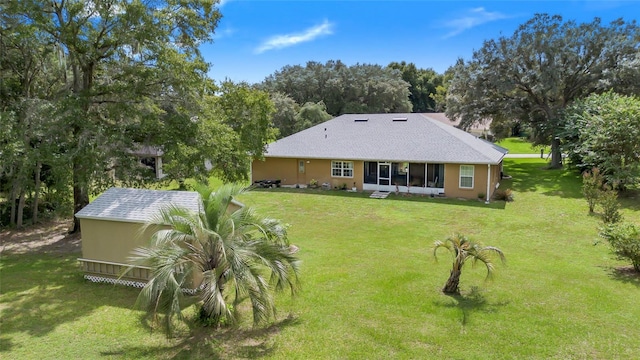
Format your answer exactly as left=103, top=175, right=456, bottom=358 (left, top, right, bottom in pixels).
left=432, top=239, right=453, bottom=262
left=482, top=246, right=507, bottom=264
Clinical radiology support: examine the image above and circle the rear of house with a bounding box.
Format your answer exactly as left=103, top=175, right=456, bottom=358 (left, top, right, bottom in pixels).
left=252, top=113, right=507, bottom=201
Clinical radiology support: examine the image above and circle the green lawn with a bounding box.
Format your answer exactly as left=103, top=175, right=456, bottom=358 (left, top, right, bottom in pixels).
left=496, top=137, right=551, bottom=154
left=2, top=159, right=639, bottom=359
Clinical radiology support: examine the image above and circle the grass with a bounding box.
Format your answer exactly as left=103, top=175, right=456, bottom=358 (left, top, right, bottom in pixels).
left=496, top=137, right=551, bottom=154
left=2, top=158, right=640, bottom=359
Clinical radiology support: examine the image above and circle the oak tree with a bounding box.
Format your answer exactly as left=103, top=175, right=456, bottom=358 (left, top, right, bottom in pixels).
left=446, top=14, right=640, bottom=168
left=6, top=0, right=222, bottom=231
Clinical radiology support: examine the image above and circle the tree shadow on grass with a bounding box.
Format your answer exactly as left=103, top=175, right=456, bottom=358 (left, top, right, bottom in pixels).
left=604, top=265, right=640, bottom=288
left=102, top=314, right=300, bottom=359
left=502, top=159, right=583, bottom=199
left=504, top=160, right=640, bottom=211
left=0, top=253, right=141, bottom=349
left=618, top=189, right=640, bottom=212
left=433, top=287, right=510, bottom=328
left=1, top=252, right=300, bottom=358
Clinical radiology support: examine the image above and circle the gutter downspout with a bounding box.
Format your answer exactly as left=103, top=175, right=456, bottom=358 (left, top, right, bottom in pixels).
left=486, top=164, right=491, bottom=204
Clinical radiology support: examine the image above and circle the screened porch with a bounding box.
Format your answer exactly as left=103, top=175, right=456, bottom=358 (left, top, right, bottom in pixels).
left=363, top=161, right=445, bottom=195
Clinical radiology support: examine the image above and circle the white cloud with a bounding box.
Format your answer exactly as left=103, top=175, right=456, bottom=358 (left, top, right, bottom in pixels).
left=218, top=0, right=231, bottom=7
left=255, top=20, right=334, bottom=54
left=213, top=27, right=236, bottom=40
left=443, top=7, right=510, bottom=38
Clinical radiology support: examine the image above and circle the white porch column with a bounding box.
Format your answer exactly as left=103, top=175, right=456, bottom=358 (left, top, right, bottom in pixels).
left=156, top=156, right=163, bottom=179
left=485, top=164, right=491, bottom=204
left=424, top=162, right=428, bottom=187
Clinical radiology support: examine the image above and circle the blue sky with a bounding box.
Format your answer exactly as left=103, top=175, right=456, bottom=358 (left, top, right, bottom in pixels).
left=202, top=1, right=639, bottom=84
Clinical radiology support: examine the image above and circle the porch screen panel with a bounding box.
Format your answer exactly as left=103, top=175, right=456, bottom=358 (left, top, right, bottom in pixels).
left=364, top=162, right=377, bottom=184
left=391, top=163, right=408, bottom=186
left=427, top=163, right=445, bottom=188
left=435, top=164, right=444, bottom=187
left=409, top=163, right=425, bottom=187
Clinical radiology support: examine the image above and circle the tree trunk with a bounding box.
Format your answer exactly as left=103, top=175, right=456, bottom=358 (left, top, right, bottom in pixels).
left=69, top=160, right=89, bottom=234
left=10, top=181, right=18, bottom=226
left=16, top=190, right=26, bottom=228
left=550, top=137, right=562, bottom=169
left=443, top=268, right=462, bottom=294
left=32, top=161, right=42, bottom=223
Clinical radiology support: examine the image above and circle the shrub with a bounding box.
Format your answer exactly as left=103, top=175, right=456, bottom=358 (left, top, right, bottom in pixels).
left=582, top=168, right=603, bottom=213
left=599, top=223, right=640, bottom=272
left=494, top=189, right=514, bottom=202
left=600, top=184, right=622, bottom=224
left=477, top=192, right=486, bottom=199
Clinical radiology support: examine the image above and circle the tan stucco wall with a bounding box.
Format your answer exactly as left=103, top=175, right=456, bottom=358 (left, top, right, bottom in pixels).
left=252, top=158, right=364, bottom=190
left=443, top=163, right=501, bottom=199
left=252, top=158, right=298, bottom=185
left=80, top=218, right=163, bottom=264
left=253, top=157, right=502, bottom=200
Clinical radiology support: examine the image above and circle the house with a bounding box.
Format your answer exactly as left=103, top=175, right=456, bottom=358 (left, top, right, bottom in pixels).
left=76, top=188, right=202, bottom=287
left=251, top=113, right=507, bottom=201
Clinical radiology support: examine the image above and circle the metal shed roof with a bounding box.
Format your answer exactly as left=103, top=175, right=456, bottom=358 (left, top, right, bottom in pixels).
left=75, top=187, right=202, bottom=223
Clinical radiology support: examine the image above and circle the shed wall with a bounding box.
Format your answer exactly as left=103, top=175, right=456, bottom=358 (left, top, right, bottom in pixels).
left=80, top=218, right=162, bottom=264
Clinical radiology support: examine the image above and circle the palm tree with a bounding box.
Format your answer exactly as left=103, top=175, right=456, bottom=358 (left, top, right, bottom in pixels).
left=433, top=234, right=505, bottom=294
left=129, top=183, right=300, bottom=332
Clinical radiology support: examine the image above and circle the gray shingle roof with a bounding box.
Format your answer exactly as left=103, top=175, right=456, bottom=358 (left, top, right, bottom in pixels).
left=424, top=112, right=492, bottom=133
left=75, top=188, right=202, bottom=223
left=264, top=113, right=507, bottom=164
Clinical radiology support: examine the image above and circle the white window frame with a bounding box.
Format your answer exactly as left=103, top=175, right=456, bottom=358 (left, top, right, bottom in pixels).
left=459, top=165, right=474, bottom=189
left=331, top=161, right=354, bottom=178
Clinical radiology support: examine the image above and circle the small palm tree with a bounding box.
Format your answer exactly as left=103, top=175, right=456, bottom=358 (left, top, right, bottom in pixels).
left=129, top=183, right=300, bottom=332
left=433, top=234, right=505, bottom=294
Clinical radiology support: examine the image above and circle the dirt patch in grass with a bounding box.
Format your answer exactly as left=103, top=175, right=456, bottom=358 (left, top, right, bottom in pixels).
left=0, top=218, right=80, bottom=255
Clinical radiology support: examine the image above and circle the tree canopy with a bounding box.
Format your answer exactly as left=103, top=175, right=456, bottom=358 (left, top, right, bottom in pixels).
left=446, top=14, right=640, bottom=168
left=261, top=60, right=412, bottom=117
left=0, top=1, right=276, bottom=229
left=387, top=61, right=447, bottom=112
left=563, top=92, right=640, bottom=188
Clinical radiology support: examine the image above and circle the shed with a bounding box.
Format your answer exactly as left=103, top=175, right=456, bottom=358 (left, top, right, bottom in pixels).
left=76, top=187, right=202, bottom=287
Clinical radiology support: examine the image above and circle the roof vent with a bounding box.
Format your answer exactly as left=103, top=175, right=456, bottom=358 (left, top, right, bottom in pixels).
left=392, top=117, right=408, bottom=122
left=354, top=118, right=368, bottom=122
